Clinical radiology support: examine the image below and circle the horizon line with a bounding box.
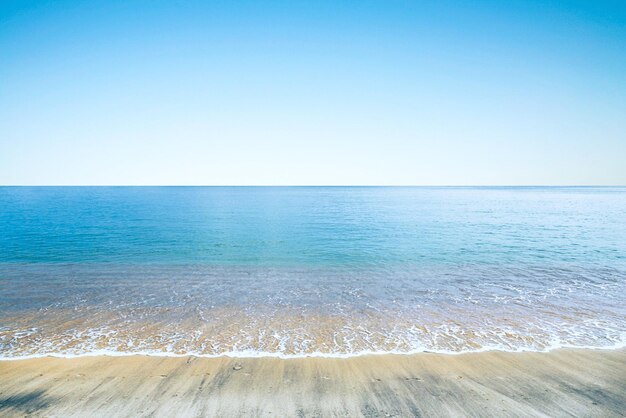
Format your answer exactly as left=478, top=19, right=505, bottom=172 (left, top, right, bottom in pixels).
left=1, top=185, right=625, bottom=188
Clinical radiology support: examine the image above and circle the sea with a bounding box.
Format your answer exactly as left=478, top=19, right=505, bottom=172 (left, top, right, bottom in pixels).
left=1, top=186, right=624, bottom=359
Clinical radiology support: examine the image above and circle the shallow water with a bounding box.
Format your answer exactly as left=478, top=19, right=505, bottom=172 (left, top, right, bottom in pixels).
left=1, top=187, right=625, bottom=358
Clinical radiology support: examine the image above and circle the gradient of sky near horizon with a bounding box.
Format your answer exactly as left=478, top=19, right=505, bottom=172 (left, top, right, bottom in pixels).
left=1, top=0, right=625, bottom=185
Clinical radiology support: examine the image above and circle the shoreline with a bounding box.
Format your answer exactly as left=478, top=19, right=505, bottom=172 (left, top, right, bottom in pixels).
left=1, top=341, right=625, bottom=361
left=1, top=348, right=624, bottom=417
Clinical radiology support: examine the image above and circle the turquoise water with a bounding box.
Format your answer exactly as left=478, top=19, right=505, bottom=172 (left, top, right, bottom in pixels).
left=1, top=187, right=625, bottom=357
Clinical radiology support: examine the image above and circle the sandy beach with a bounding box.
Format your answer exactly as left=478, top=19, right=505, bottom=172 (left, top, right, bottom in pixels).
left=0, top=349, right=624, bottom=417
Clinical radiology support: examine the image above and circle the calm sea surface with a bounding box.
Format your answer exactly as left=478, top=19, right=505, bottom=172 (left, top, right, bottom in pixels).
left=1, top=186, right=625, bottom=358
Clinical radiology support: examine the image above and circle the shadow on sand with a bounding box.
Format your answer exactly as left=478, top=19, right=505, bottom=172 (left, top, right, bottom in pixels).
left=0, top=390, right=54, bottom=415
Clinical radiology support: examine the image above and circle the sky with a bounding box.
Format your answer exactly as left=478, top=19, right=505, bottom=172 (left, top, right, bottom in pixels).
left=1, top=0, right=625, bottom=185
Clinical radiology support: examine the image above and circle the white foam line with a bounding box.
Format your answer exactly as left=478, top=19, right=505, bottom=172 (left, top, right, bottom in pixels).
left=1, top=341, right=625, bottom=361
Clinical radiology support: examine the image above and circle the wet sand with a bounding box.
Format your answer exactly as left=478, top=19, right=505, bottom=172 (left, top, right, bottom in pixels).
left=0, top=349, right=624, bottom=417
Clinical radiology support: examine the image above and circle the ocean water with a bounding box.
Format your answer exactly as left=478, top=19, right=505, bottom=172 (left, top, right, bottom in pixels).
left=1, top=186, right=625, bottom=358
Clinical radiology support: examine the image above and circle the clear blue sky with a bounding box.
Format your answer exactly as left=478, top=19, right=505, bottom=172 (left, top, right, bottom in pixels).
left=1, top=0, right=625, bottom=185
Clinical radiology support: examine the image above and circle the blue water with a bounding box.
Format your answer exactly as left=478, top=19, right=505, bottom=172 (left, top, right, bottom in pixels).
left=1, top=187, right=625, bottom=357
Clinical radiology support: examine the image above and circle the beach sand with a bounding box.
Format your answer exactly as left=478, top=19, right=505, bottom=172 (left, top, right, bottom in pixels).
left=0, top=349, right=624, bottom=417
